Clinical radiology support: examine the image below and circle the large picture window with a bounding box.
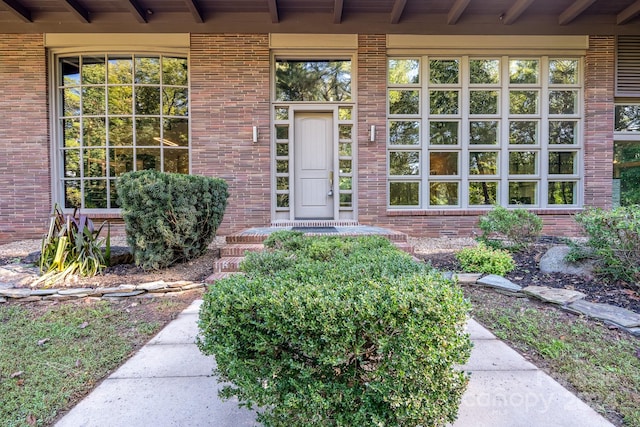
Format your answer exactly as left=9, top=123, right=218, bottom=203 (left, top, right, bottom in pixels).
left=387, top=56, right=582, bottom=209
left=614, top=104, right=640, bottom=206
left=55, top=53, right=189, bottom=210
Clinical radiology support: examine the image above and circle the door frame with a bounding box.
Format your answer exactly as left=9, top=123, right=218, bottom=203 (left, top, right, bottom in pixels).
left=271, top=104, right=346, bottom=223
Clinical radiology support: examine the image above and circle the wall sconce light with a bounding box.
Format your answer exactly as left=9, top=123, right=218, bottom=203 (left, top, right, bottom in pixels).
left=252, top=126, right=258, bottom=143
left=370, top=125, right=376, bottom=142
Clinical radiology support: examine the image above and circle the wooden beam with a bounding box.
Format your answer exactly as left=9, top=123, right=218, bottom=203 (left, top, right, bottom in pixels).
left=1, top=0, right=32, bottom=22
left=617, top=0, right=640, bottom=25
left=501, top=0, right=535, bottom=25
left=390, top=0, right=407, bottom=24
left=183, top=0, right=203, bottom=23
left=63, top=0, right=90, bottom=23
left=124, top=0, right=147, bottom=23
left=559, top=0, right=597, bottom=25
left=447, top=0, right=471, bottom=25
left=333, top=0, right=343, bottom=24
left=267, top=0, right=279, bottom=23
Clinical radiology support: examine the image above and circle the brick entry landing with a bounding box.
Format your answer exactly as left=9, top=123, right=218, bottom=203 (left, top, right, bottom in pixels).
left=206, top=226, right=415, bottom=285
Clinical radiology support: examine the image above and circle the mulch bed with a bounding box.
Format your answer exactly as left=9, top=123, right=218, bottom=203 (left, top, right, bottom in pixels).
left=417, top=242, right=640, bottom=315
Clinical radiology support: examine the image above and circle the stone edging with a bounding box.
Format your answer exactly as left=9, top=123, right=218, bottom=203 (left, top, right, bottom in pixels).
left=0, top=280, right=205, bottom=303
left=454, top=272, right=640, bottom=337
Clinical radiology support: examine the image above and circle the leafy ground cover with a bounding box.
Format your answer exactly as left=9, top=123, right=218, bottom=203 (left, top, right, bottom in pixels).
left=0, top=294, right=199, bottom=427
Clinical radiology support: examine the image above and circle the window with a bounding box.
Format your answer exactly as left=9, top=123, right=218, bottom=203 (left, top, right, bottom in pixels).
left=614, top=103, right=640, bottom=206
left=275, top=59, right=351, bottom=102
left=387, top=56, right=582, bottom=209
left=56, top=53, right=189, bottom=209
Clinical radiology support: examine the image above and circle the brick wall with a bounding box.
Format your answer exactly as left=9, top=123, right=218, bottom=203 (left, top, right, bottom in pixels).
left=0, top=34, right=50, bottom=244
left=190, top=34, right=271, bottom=236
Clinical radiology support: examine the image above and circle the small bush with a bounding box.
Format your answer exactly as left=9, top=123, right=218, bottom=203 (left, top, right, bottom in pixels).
left=477, top=205, right=543, bottom=251
left=263, top=230, right=307, bottom=251
left=198, top=236, right=471, bottom=427
left=116, top=170, right=228, bottom=270
left=456, top=242, right=516, bottom=276
left=571, top=206, right=640, bottom=285
left=35, top=205, right=110, bottom=287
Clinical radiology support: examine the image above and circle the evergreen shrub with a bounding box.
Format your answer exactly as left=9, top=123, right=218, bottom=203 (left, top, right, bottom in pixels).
left=477, top=205, right=543, bottom=251
left=570, top=206, right=640, bottom=285
left=116, top=170, right=228, bottom=270
left=198, top=236, right=471, bottom=427
left=456, top=242, right=516, bottom=276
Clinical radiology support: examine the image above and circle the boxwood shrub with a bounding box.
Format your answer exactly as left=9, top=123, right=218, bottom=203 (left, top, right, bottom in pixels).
left=198, top=235, right=471, bottom=427
left=116, top=170, right=228, bottom=270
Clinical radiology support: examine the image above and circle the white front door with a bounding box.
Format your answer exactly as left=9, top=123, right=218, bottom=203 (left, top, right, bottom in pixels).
left=294, top=112, right=334, bottom=219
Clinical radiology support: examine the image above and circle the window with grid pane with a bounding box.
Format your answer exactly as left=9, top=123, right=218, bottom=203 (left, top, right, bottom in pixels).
left=57, top=54, right=189, bottom=209
left=387, top=56, right=582, bottom=209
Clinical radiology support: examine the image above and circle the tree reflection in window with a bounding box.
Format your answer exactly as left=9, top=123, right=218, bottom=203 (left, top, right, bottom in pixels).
left=58, top=54, right=189, bottom=209
left=275, top=60, right=351, bottom=102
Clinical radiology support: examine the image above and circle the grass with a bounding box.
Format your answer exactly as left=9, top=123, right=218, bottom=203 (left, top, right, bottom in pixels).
left=0, top=299, right=188, bottom=427
left=467, top=287, right=640, bottom=427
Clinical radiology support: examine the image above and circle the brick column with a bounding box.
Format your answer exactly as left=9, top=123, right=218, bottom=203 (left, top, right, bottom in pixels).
left=583, top=35, right=615, bottom=209
left=357, top=35, right=388, bottom=225
left=0, top=34, right=50, bottom=244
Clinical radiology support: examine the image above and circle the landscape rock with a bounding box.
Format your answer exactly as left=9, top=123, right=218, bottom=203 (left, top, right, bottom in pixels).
left=0, top=264, right=39, bottom=287
left=0, top=288, right=32, bottom=298
left=109, top=246, right=134, bottom=266
left=0, top=296, right=6, bottom=303
left=539, top=245, right=594, bottom=277
left=58, top=288, right=94, bottom=296
left=476, top=275, right=522, bottom=293
left=31, top=289, right=60, bottom=296
left=102, top=290, right=145, bottom=298
left=455, top=273, right=483, bottom=285
left=522, top=286, right=586, bottom=305
left=565, top=299, right=640, bottom=328
left=136, top=281, right=167, bottom=291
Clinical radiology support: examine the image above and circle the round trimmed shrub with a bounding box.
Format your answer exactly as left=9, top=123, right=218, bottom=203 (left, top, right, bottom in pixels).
left=456, top=242, right=516, bottom=276
left=198, top=237, right=471, bottom=427
left=116, top=170, right=228, bottom=270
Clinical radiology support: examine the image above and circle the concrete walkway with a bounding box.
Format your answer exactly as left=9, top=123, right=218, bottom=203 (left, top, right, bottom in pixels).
left=55, top=300, right=613, bottom=427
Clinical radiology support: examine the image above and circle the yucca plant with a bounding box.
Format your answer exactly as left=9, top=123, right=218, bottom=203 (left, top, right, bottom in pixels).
left=35, top=204, right=110, bottom=287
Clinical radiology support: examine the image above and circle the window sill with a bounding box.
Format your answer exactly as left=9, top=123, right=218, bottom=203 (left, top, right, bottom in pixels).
left=387, top=208, right=583, bottom=216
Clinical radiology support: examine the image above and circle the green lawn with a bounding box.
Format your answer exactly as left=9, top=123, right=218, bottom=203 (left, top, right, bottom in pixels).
left=0, top=299, right=183, bottom=427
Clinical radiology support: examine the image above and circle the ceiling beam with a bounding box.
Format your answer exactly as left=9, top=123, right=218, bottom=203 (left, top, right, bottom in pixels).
left=124, top=0, right=148, bottom=23
left=333, top=0, right=343, bottom=24
left=617, top=0, right=640, bottom=25
left=390, top=0, right=407, bottom=24
left=183, top=0, right=204, bottom=23
left=1, top=0, right=32, bottom=22
left=559, top=0, right=597, bottom=25
left=63, top=0, right=90, bottom=23
left=501, top=0, right=535, bottom=25
left=267, top=0, right=279, bottom=23
left=447, top=0, right=471, bottom=25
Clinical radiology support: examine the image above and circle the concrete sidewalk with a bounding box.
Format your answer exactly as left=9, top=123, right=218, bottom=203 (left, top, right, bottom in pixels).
left=55, top=300, right=613, bottom=427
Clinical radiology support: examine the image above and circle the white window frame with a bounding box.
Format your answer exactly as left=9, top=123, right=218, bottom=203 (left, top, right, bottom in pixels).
left=386, top=55, right=584, bottom=210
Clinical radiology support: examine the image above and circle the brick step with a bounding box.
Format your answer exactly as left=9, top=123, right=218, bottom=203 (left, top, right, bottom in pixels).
left=393, top=241, right=415, bottom=255
left=205, top=271, right=242, bottom=285
left=220, top=243, right=265, bottom=257
left=213, top=256, right=244, bottom=273
left=226, top=234, right=269, bottom=244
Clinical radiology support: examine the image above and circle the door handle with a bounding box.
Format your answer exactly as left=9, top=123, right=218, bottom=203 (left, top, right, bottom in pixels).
left=328, top=171, right=334, bottom=196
